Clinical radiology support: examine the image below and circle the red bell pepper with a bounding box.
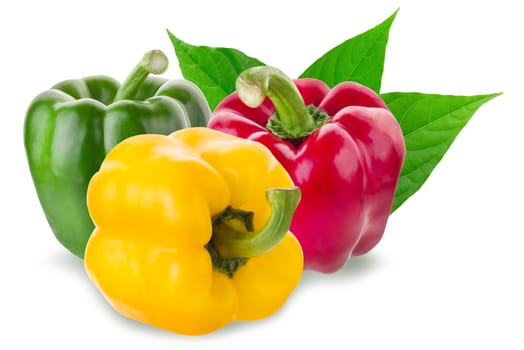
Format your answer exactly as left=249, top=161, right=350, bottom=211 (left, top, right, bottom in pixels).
left=208, top=66, right=405, bottom=273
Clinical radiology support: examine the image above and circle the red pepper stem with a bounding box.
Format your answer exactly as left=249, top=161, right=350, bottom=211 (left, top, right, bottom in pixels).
left=113, top=50, right=169, bottom=102
left=212, top=187, right=300, bottom=259
left=237, top=66, right=315, bottom=138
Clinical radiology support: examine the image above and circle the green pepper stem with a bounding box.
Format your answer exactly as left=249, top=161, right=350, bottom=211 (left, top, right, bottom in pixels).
left=212, top=187, right=300, bottom=259
left=236, top=66, right=315, bottom=138
left=113, top=50, right=169, bottom=102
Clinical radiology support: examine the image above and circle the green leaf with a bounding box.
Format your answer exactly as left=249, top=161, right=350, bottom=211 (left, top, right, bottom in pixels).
left=382, top=92, right=502, bottom=212
left=300, top=9, right=398, bottom=92
left=167, top=30, right=265, bottom=111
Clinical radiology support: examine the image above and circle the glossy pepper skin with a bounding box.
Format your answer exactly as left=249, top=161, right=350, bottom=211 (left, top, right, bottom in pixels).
left=84, top=127, right=303, bottom=335
left=24, top=50, right=210, bottom=258
left=209, top=66, right=405, bottom=273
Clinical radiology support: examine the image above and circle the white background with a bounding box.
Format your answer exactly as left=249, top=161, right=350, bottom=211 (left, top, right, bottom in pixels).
left=2, top=0, right=522, bottom=348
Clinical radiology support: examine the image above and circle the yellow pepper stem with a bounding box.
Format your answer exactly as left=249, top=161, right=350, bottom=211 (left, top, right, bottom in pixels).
left=211, top=187, right=300, bottom=262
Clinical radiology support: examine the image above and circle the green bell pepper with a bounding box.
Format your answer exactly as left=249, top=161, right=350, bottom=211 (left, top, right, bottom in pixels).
left=24, top=50, right=211, bottom=258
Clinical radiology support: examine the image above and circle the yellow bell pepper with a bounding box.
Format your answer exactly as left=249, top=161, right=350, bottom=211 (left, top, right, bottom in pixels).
left=84, top=127, right=303, bottom=335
